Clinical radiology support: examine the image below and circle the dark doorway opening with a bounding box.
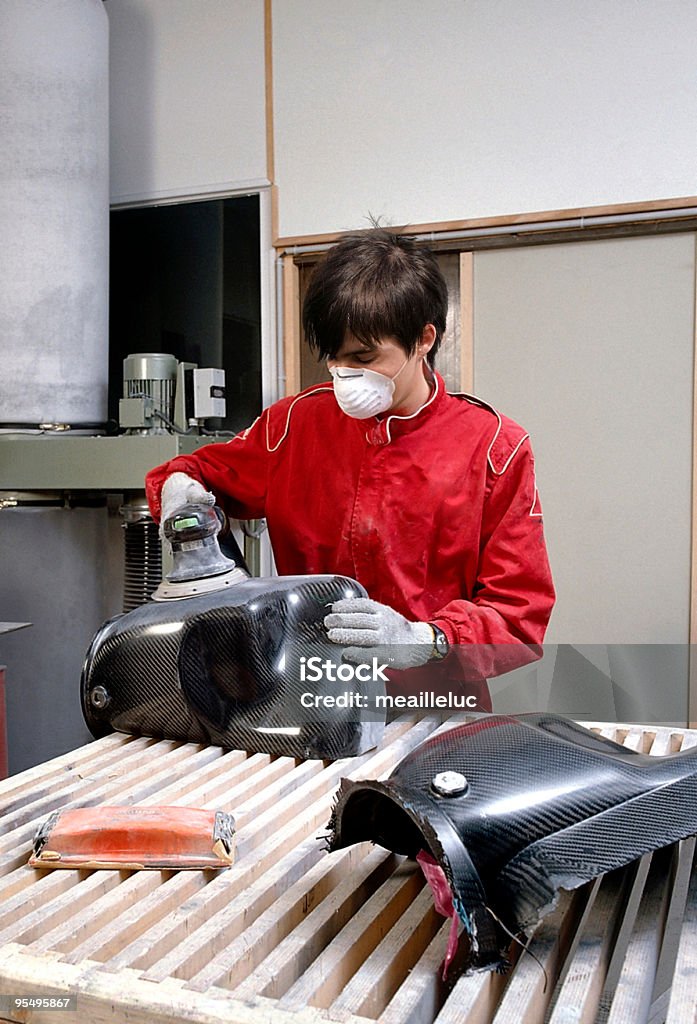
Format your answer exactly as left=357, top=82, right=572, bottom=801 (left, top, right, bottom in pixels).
left=109, top=194, right=262, bottom=434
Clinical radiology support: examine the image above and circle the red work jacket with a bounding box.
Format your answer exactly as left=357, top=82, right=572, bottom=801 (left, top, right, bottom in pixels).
left=146, top=373, right=555, bottom=709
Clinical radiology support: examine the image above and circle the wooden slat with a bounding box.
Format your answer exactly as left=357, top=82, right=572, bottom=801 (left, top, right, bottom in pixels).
left=648, top=729, right=680, bottom=756
left=546, top=872, right=627, bottom=1024
left=621, top=727, right=648, bottom=752
left=282, top=256, right=301, bottom=396
left=0, top=868, right=126, bottom=948
left=0, top=738, right=208, bottom=846
left=593, top=855, right=653, bottom=1015
left=184, top=842, right=377, bottom=993
left=491, top=889, right=590, bottom=1024
left=272, top=859, right=423, bottom=1009
left=459, top=252, right=474, bottom=393
left=432, top=964, right=507, bottom=1024
left=89, top=718, right=438, bottom=973
left=0, top=743, right=244, bottom=944
left=679, top=729, right=697, bottom=751
left=666, top=840, right=697, bottom=1024
left=0, top=944, right=373, bottom=1024
left=379, top=920, right=450, bottom=1024
left=0, top=741, right=228, bottom=843
left=0, top=718, right=695, bottom=1024
left=648, top=837, right=696, bottom=1022
left=137, top=746, right=252, bottom=806
left=232, top=851, right=415, bottom=1002
left=274, top=196, right=697, bottom=251
left=604, top=851, right=673, bottom=1023
left=327, top=886, right=440, bottom=1018
left=34, top=867, right=197, bottom=960
left=0, top=735, right=165, bottom=839
left=0, top=733, right=134, bottom=812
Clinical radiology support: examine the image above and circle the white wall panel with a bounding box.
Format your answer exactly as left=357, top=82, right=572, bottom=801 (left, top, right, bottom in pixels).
left=472, top=234, right=695, bottom=648
left=273, top=0, right=697, bottom=238
left=106, top=0, right=267, bottom=203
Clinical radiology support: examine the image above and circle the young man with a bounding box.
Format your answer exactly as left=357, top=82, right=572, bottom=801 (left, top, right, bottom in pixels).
left=146, top=229, right=555, bottom=710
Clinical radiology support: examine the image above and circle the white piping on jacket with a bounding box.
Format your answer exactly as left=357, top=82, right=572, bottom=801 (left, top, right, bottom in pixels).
left=381, top=371, right=441, bottom=444
left=265, top=386, right=334, bottom=452
left=223, top=386, right=334, bottom=453
left=447, top=391, right=530, bottom=476
left=529, top=466, right=543, bottom=518
left=451, top=392, right=542, bottom=516
left=226, top=415, right=260, bottom=443
left=495, top=431, right=530, bottom=475
left=228, top=383, right=539, bottom=516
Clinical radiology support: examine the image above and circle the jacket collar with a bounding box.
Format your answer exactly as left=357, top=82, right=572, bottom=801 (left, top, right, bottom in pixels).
left=364, top=369, right=445, bottom=446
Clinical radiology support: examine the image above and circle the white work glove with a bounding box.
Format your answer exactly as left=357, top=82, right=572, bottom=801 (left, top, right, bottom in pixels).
left=324, top=597, right=435, bottom=670
left=160, top=471, right=216, bottom=526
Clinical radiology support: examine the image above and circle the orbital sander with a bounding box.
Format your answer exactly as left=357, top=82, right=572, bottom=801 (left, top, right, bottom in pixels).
left=152, top=502, right=249, bottom=600
left=65, top=500, right=384, bottom=875
left=81, top=501, right=386, bottom=760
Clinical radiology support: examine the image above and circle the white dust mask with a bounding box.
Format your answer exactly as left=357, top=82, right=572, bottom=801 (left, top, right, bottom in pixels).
left=329, top=358, right=409, bottom=420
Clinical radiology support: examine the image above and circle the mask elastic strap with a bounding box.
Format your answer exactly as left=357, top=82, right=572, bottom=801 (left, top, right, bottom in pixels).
left=390, top=355, right=411, bottom=383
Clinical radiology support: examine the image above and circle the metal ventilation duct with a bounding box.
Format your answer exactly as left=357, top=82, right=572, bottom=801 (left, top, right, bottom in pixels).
left=0, top=0, right=109, bottom=428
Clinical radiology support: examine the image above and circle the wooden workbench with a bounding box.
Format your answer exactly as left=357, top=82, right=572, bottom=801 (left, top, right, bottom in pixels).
left=0, top=716, right=695, bottom=1024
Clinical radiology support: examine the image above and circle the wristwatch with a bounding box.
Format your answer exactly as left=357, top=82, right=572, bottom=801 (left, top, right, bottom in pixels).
left=429, top=623, right=449, bottom=661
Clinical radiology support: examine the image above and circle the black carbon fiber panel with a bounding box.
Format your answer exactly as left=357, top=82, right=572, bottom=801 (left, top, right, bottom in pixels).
left=81, top=575, right=385, bottom=759
left=327, top=713, right=697, bottom=969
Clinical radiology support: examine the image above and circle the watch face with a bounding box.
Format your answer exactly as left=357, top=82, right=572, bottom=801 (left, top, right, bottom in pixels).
left=432, top=626, right=448, bottom=659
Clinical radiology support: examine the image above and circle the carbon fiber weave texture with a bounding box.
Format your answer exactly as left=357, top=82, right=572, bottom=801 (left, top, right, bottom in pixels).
left=328, top=713, right=697, bottom=968
left=82, top=575, right=384, bottom=759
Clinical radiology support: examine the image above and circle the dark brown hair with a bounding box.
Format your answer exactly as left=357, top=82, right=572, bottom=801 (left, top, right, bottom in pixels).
left=302, top=229, right=448, bottom=366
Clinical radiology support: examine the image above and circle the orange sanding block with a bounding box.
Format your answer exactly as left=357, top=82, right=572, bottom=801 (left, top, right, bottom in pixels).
left=29, top=806, right=235, bottom=870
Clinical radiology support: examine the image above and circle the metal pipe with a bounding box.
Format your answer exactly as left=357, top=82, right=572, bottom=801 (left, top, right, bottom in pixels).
left=275, top=253, right=286, bottom=397
left=1, top=0, right=109, bottom=427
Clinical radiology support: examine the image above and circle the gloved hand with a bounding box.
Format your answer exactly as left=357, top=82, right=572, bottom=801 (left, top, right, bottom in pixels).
left=324, top=597, right=435, bottom=670
left=160, top=472, right=216, bottom=528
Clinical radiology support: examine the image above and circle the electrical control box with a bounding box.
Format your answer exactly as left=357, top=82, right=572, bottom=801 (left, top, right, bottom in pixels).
left=193, top=368, right=226, bottom=419
left=117, top=355, right=227, bottom=433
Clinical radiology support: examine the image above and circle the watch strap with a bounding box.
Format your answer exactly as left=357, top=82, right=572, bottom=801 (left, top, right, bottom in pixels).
left=429, top=623, right=449, bottom=661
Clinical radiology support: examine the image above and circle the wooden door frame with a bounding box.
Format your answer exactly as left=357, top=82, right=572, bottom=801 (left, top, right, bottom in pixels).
left=275, top=203, right=697, bottom=724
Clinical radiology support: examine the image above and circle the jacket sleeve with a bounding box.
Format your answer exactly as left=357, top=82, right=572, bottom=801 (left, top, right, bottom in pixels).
left=145, top=410, right=275, bottom=523
left=430, top=437, right=555, bottom=677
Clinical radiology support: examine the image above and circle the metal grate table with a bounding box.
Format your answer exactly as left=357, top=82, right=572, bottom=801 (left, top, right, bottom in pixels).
left=0, top=716, right=695, bottom=1023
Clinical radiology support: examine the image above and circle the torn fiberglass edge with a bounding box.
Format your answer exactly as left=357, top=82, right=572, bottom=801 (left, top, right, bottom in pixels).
left=326, top=713, right=697, bottom=971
